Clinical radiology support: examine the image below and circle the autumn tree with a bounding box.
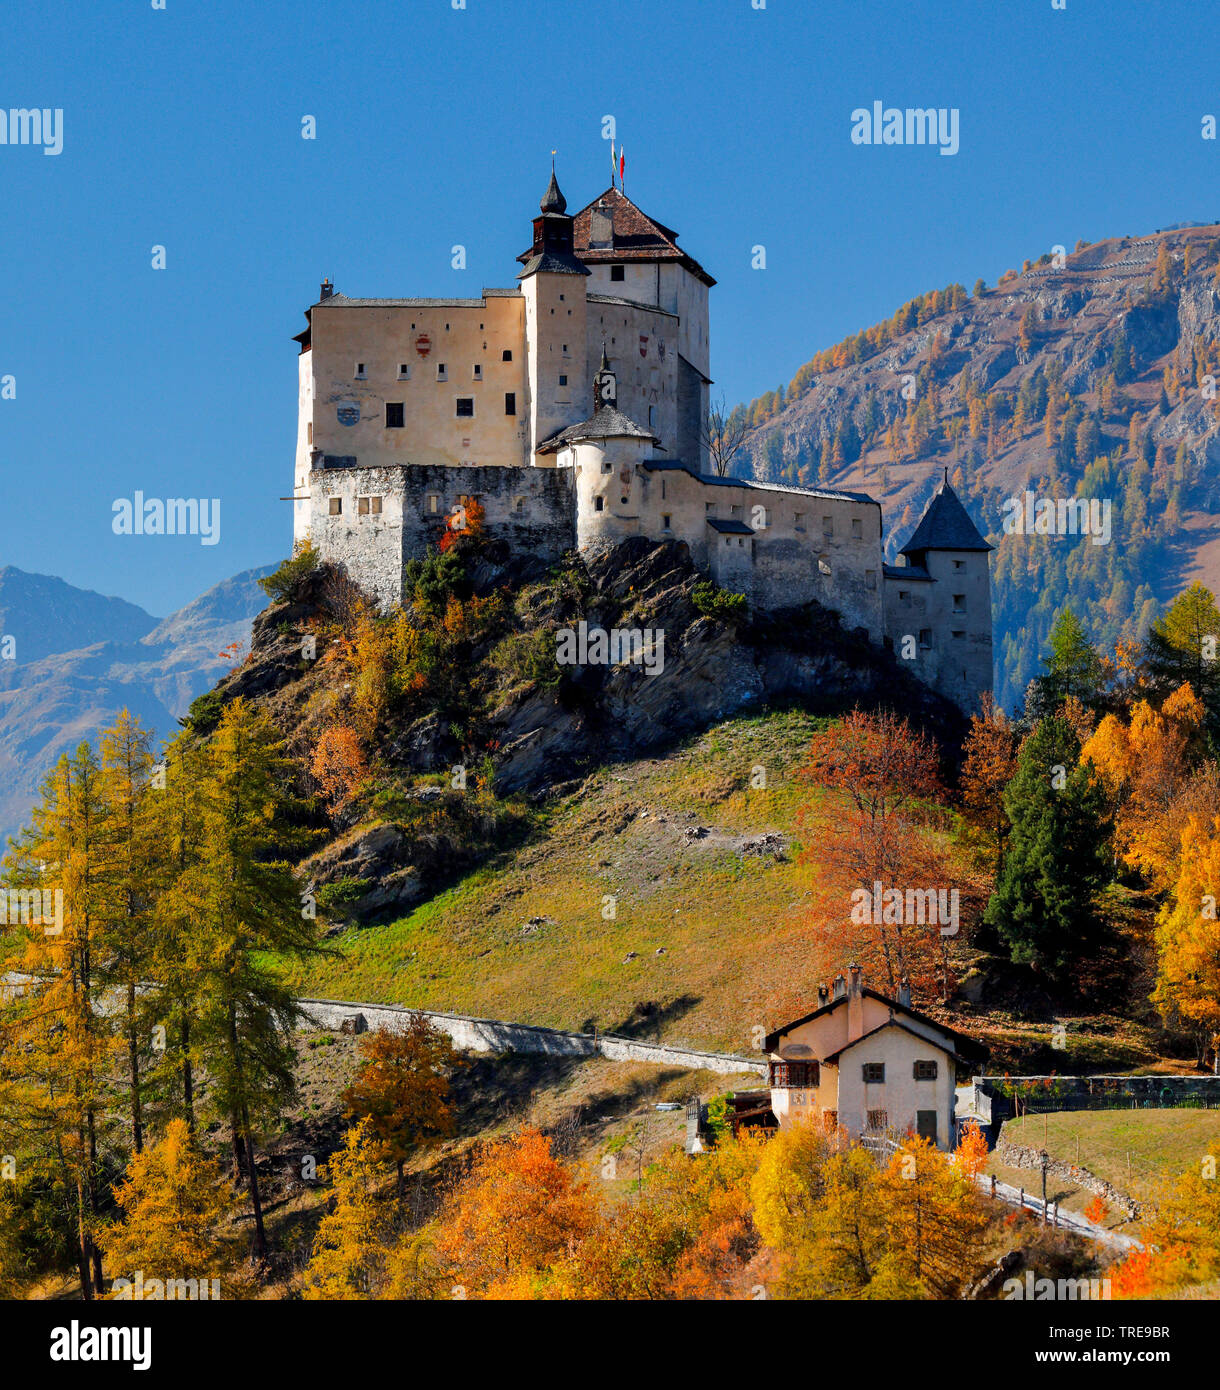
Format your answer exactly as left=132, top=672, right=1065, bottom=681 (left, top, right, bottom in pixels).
left=341, top=1018, right=458, bottom=1200
left=431, top=1128, right=596, bottom=1298
left=1153, top=812, right=1220, bottom=1066
left=303, top=1121, right=388, bottom=1300
left=100, top=1118, right=243, bottom=1297
left=954, top=1120, right=990, bottom=1180
left=1146, top=583, right=1220, bottom=734
left=800, top=709, right=946, bottom=994
left=959, top=694, right=1018, bottom=877
left=311, top=724, right=368, bottom=815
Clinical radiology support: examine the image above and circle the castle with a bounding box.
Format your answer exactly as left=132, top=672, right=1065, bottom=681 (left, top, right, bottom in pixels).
left=290, top=169, right=993, bottom=713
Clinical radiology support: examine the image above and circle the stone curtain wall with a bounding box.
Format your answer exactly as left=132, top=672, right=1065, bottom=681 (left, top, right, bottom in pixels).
left=298, top=996, right=766, bottom=1078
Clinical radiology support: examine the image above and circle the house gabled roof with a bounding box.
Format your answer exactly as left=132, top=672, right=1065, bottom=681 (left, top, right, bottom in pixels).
left=899, top=477, right=992, bottom=557
left=764, top=987, right=984, bottom=1057
left=566, top=187, right=716, bottom=287
left=820, top=1017, right=966, bottom=1066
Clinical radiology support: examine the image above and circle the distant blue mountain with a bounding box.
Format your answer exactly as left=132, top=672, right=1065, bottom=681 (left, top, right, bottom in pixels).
left=0, top=564, right=274, bottom=845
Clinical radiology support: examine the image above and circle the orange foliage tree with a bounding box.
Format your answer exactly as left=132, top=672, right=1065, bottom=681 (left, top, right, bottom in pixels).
left=311, top=724, right=368, bottom=814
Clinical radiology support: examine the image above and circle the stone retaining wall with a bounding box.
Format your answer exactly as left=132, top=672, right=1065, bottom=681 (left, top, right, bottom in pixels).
left=995, top=1137, right=1145, bottom=1219
left=298, top=997, right=766, bottom=1079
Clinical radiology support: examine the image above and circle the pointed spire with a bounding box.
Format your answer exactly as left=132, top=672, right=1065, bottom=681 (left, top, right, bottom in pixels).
left=540, top=156, right=566, bottom=214
left=599, top=340, right=610, bottom=372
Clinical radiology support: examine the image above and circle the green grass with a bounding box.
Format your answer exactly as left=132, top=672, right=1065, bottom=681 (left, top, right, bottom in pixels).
left=284, top=708, right=842, bottom=1052
left=997, top=1108, right=1220, bottom=1207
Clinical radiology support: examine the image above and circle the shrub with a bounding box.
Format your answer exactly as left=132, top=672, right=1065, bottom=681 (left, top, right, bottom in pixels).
left=259, top=544, right=319, bottom=603
left=181, top=688, right=225, bottom=735
left=692, top=581, right=748, bottom=625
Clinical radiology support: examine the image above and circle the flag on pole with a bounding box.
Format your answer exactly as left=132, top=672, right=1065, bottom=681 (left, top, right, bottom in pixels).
left=610, top=140, right=616, bottom=187
left=619, top=146, right=625, bottom=189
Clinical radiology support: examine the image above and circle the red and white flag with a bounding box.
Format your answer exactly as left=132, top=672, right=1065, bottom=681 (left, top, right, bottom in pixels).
left=610, top=140, right=616, bottom=186
left=618, top=146, right=625, bottom=187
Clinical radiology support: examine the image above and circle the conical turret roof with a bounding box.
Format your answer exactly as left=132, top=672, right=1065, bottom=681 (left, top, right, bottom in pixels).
left=900, top=476, right=992, bottom=555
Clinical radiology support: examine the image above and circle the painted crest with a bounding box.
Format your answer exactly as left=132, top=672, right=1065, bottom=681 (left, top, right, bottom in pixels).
left=415, top=334, right=432, bottom=357
left=639, top=334, right=648, bottom=358
left=336, top=402, right=359, bottom=427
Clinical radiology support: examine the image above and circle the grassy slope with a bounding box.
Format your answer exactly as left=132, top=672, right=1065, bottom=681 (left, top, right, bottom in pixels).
left=285, top=708, right=843, bottom=1054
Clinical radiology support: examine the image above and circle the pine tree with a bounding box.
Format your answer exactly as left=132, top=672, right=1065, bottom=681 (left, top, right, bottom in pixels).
left=983, top=714, right=1112, bottom=981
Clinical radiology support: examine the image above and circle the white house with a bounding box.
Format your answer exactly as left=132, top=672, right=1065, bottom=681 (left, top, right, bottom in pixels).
left=764, top=965, right=984, bottom=1149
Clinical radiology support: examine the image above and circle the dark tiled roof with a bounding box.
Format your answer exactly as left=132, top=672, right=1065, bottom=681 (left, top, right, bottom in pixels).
left=540, top=169, right=567, bottom=214
left=883, top=562, right=935, bottom=582
left=764, top=987, right=984, bottom=1056
left=900, top=479, right=992, bottom=556
left=568, top=187, right=716, bottom=287
left=707, top=518, right=754, bottom=535
left=639, top=459, right=877, bottom=506
left=537, top=405, right=659, bottom=452
left=516, top=251, right=590, bottom=279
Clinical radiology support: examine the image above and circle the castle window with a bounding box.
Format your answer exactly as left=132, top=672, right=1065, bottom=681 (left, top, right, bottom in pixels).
left=559, top=375, right=568, bottom=387
left=793, top=511, right=804, bottom=530
left=866, top=570, right=877, bottom=590
left=398, top=363, right=410, bottom=380
left=620, top=496, right=628, bottom=505
left=648, top=406, right=655, bottom=427
left=456, top=398, right=474, bottom=418
left=505, top=392, right=516, bottom=416
left=706, top=502, right=715, bottom=514
left=953, top=559, right=965, bottom=570
left=662, top=514, right=671, bottom=531
left=437, top=364, right=447, bottom=381
left=513, top=496, right=525, bottom=513
left=731, top=505, right=742, bottom=518
left=307, top=422, right=313, bottom=444
left=952, top=594, right=966, bottom=613
left=952, top=630, right=966, bottom=640
left=559, top=295, right=564, bottom=303
left=473, top=364, right=482, bottom=380
left=661, top=481, right=666, bottom=499
left=328, top=497, right=342, bottom=515
left=357, top=495, right=382, bottom=516
left=602, top=461, right=612, bottom=474
left=822, top=516, right=833, bottom=537
left=863, top=1063, right=885, bottom=1084
left=610, top=265, right=625, bottom=282
left=502, top=349, right=513, bottom=362
left=354, top=363, right=366, bottom=379
left=725, top=538, right=731, bottom=547
left=899, top=590, right=911, bottom=606
left=594, top=497, right=605, bottom=512
left=562, top=344, right=568, bottom=354
left=851, top=517, right=863, bottom=539
left=427, top=494, right=440, bottom=514
left=914, top=1060, right=938, bottom=1081
left=386, top=402, right=404, bottom=428
left=919, top=629, right=933, bottom=649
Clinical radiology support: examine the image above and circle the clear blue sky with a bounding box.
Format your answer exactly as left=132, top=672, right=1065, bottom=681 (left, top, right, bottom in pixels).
left=2, top=0, right=1217, bottom=615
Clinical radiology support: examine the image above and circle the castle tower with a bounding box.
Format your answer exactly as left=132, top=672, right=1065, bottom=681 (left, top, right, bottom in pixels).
left=883, top=474, right=993, bottom=712
left=517, top=166, right=590, bottom=461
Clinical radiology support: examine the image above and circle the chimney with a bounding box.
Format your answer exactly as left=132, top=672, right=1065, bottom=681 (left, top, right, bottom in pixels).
left=319, top=278, right=334, bottom=300
left=847, top=963, right=864, bottom=1041
left=817, top=984, right=829, bottom=1007
left=897, top=978, right=912, bottom=1008
left=831, top=973, right=846, bottom=1001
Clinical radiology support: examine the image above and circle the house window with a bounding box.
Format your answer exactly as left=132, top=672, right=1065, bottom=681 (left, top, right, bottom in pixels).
left=953, top=594, right=966, bottom=613
left=916, top=1110, right=938, bottom=1143
left=866, top=1109, right=888, bottom=1132
left=769, top=1060, right=820, bottom=1088
left=328, top=497, right=342, bottom=515
left=914, top=1060, right=938, bottom=1081
left=862, top=1062, right=885, bottom=1084
left=398, top=363, right=411, bottom=380
left=610, top=265, right=625, bottom=282
left=822, top=516, right=834, bottom=536
left=919, top=629, right=932, bottom=649
left=473, top=364, right=482, bottom=381
left=866, top=570, right=877, bottom=590
left=851, top=517, right=863, bottom=539
left=354, top=363, right=366, bottom=379
left=502, top=349, right=513, bottom=362
left=357, top=495, right=382, bottom=516
left=594, top=496, right=604, bottom=512
left=456, top=398, right=474, bottom=418
left=504, top=392, right=516, bottom=416
left=437, top=363, right=448, bottom=381
left=386, top=402, right=404, bottom=428
left=662, top=513, right=672, bottom=531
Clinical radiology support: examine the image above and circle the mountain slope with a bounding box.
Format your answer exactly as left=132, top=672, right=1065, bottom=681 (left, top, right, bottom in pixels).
left=0, top=565, right=273, bottom=843
left=734, top=224, right=1220, bottom=709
